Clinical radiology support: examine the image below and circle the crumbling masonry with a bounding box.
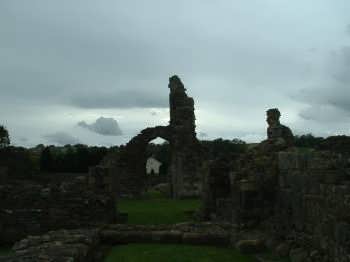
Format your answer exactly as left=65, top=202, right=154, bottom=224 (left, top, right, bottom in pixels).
left=99, top=75, right=202, bottom=198
left=202, top=108, right=350, bottom=262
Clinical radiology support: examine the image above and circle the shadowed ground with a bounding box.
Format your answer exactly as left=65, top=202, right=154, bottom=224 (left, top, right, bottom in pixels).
left=104, top=244, right=255, bottom=262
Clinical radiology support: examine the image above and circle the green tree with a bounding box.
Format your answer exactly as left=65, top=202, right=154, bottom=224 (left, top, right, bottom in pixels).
left=0, top=125, right=10, bottom=148
left=294, top=133, right=324, bottom=148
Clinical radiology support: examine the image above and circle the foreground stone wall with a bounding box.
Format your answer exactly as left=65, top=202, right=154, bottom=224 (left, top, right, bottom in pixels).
left=0, top=229, right=100, bottom=262
left=202, top=150, right=350, bottom=261
left=1, top=222, right=234, bottom=262
left=0, top=177, right=117, bottom=244
left=271, top=151, right=350, bottom=261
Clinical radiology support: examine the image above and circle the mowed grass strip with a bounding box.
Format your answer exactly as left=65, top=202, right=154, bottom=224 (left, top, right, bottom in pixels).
left=119, top=197, right=200, bottom=225
left=104, top=244, right=255, bottom=262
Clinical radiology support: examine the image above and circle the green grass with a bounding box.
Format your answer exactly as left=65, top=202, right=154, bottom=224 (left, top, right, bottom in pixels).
left=119, top=196, right=200, bottom=225
left=104, top=244, right=255, bottom=262
left=115, top=196, right=288, bottom=262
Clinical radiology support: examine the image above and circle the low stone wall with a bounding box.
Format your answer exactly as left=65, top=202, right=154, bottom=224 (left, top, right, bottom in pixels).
left=100, top=222, right=233, bottom=246
left=1, top=223, right=235, bottom=261
left=0, top=229, right=100, bottom=262
left=0, top=177, right=117, bottom=244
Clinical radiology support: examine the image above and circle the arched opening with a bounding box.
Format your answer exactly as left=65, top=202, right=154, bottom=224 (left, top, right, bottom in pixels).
left=145, top=137, right=171, bottom=196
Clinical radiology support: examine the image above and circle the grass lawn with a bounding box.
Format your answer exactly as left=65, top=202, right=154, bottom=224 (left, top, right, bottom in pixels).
left=104, top=244, right=255, bottom=262
left=113, top=195, right=289, bottom=262
left=119, top=195, right=200, bottom=225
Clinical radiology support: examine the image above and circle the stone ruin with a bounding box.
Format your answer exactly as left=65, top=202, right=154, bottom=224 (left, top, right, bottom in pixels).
left=0, top=173, right=118, bottom=246
left=2, top=84, right=350, bottom=261
left=202, top=108, right=350, bottom=261
left=98, top=75, right=203, bottom=198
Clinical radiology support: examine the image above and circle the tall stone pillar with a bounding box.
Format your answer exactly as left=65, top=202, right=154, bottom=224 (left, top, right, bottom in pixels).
left=168, top=76, right=202, bottom=198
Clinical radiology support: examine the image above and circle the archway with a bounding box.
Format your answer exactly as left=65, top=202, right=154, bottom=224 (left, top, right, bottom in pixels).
left=145, top=137, right=170, bottom=195
left=102, top=76, right=203, bottom=198
left=116, top=126, right=171, bottom=197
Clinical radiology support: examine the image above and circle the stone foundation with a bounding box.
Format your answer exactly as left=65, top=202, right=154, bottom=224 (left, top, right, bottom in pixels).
left=1, top=222, right=234, bottom=262
left=0, top=176, right=117, bottom=245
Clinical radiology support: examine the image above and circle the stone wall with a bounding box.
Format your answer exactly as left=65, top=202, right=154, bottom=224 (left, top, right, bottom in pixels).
left=1, top=222, right=234, bottom=262
left=0, top=176, right=117, bottom=244
left=202, top=150, right=350, bottom=261
left=271, top=151, right=350, bottom=261
left=168, top=75, right=203, bottom=198
left=0, top=166, right=8, bottom=184
left=0, top=229, right=100, bottom=262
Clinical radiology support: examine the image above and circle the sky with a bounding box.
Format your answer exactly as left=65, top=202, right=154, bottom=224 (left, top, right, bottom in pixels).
left=1, top=0, right=350, bottom=147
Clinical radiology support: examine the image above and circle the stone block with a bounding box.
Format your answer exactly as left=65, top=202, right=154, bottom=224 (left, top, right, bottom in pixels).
left=151, top=231, right=182, bottom=243
left=289, top=248, right=308, bottom=262
left=235, top=239, right=266, bottom=254
left=182, top=232, right=229, bottom=246
left=278, top=152, right=298, bottom=170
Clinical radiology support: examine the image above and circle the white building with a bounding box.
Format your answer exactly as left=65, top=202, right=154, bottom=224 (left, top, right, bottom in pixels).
left=146, top=157, right=162, bottom=175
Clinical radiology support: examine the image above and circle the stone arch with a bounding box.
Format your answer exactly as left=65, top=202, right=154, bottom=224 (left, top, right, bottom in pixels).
left=100, top=76, right=203, bottom=198
left=116, top=126, right=171, bottom=197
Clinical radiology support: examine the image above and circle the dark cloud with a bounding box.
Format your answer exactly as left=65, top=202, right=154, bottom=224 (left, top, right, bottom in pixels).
left=293, top=46, right=350, bottom=121
left=71, top=90, right=168, bottom=109
left=1, top=1, right=350, bottom=144
left=44, top=132, right=80, bottom=145
left=299, top=105, right=350, bottom=122
left=78, top=117, right=122, bottom=136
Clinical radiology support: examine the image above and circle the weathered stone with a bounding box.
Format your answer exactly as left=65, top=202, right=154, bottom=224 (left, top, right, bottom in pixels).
left=3, top=229, right=99, bottom=262
left=0, top=178, right=117, bottom=244
left=235, top=239, right=266, bottom=254
left=151, top=183, right=170, bottom=196
left=289, top=248, right=308, bottom=262
left=266, top=108, right=294, bottom=148
left=182, top=232, right=229, bottom=245
left=98, top=76, right=203, bottom=199
left=202, top=108, right=350, bottom=261
left=151, top=231, right=182, bottom=243
left=275, top=242, right=291, bottom=257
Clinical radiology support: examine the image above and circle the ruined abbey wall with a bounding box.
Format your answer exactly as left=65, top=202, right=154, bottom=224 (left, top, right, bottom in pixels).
left=102, top=76, right=203, bottom=198
left=168, top=75, right=202, bottom=198
left=271, top=151, right=350, bottom=261
left=0, top=176, right=117, bottom=245
left=203, top=149, right=350, bottom=261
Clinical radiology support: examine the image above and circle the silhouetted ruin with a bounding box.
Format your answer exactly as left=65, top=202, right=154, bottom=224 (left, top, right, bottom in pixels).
left=202, top=108, right=350, bottom=261
left=97, top=75, right=203, bottom=198
left=1, top=82, right=350, bottom=262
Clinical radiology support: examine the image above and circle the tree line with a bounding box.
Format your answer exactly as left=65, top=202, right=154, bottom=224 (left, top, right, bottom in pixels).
left=40, top=145, right=112, bottom=173
left=2, top=125, right=350, bottom=176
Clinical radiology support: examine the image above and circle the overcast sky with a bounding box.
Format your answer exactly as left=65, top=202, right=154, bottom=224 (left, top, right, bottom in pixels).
left=1, top=0, right=350, bottom=147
